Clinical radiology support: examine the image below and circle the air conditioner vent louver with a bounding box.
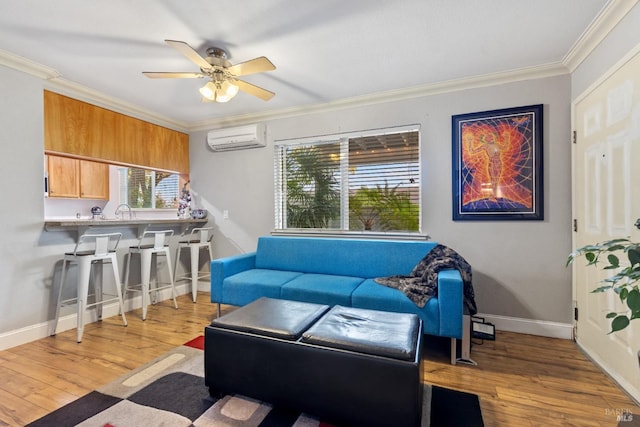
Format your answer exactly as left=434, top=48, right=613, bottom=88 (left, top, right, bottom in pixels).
left=207, top=123, right=267, bottom=152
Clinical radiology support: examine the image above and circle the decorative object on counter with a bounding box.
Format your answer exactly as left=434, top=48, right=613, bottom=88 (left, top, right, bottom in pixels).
left=190, top=209, right=207, bottom=219
left=178, top=181, right=191, bottom=218
left=90, top=206, right=103, bottom=220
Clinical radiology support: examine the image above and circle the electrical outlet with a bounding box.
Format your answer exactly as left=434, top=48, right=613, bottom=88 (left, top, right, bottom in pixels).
left=223, top=210, right=229, bottom=219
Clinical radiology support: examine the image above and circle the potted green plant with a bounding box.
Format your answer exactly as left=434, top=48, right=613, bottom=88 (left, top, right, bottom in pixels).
left=567, top=238, right=640, bottom=332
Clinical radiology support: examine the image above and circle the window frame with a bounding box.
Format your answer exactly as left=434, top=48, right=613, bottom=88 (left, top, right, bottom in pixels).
left=274, top=125, right=426, bottom=239
left=117, top=166, right=180, bottom=211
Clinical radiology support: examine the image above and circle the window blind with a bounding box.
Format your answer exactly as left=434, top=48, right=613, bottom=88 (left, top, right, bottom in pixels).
left=275, top=127, right=420, bottom=233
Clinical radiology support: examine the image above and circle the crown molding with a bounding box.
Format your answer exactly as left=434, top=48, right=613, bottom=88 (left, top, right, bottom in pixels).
left=563, top=0, right=639, bottom=72
left=189, top=62, right=569, bottom=131
left=0, top=48, right=189, bottom=132
left=0, top=48, right=60, bottom=80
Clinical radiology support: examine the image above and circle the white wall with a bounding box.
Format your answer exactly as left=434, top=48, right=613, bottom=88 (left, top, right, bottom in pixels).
left=190, top=73, right=574, bottom=328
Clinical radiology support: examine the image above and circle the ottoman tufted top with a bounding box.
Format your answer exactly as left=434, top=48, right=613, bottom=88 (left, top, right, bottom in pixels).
left=211, top=297, right=329, bottom=340
left=301, top=305, right=421, bottom=361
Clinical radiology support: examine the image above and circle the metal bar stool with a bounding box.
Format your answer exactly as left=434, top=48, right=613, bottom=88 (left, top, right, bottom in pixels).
left=123, top=229, right=178, bottom=320
left=173, top=227, right=214, bottom=302
left=51, top=232, right=128, bottom=343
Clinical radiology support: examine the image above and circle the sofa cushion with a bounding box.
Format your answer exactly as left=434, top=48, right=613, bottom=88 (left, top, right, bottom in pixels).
left=281, top=273, right=365, bottom=306
left=351, top=279, right=440, bottom=336
left=222, top=269, right=302, bottom=306
left=255, top=236, right=436, bottom=278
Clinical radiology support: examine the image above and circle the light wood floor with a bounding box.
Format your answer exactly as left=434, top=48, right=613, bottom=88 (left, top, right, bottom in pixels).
left=0, top=292, right=637, bottom=426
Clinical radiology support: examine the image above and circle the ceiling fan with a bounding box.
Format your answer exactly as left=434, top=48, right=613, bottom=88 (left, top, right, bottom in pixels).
left=143, top=39, right=276, bottom=103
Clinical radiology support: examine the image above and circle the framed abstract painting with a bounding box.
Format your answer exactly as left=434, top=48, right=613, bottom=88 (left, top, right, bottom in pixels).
left=452, top=104, right=543, bottom=221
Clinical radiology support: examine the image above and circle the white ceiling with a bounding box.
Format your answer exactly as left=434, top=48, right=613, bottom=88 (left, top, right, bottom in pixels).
left=0, top=0, right=612, bottom=129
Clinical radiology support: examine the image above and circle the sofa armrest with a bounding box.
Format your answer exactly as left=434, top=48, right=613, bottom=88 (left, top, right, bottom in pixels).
left=210, top=252, right=257, bottom=303
left=436, top=269, right=464, bottom=339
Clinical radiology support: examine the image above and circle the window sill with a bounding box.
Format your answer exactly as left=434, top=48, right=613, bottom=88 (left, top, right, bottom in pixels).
left=271, top=229, right=430, bottom=241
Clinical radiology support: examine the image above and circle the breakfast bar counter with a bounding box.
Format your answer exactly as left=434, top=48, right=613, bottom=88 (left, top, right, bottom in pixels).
left=44, top=217, right=209, bottom=237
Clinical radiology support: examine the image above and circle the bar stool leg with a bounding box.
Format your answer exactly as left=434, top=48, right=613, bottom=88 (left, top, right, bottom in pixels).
left=150, top=253, right=159, bottom=305
left=76, top=257, right=92, bottom=343
left=140, top=250, right=152, bottom=320
left=123, top=251, right=132, bottom=302
left=93, top=261, right=103, bottom=322
left=52, top=259, right=69, bottom=336
left=109, top=254, right=127, bottom=327
left=173, top=245, right=183, bottom=290
left=190, top=244, right=199, bottom=303
left=164, top=248, right=178, bottom=309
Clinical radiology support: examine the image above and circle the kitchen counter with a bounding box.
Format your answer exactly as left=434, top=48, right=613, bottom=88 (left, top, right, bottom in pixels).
left=44, top=217, right=209, bottom=237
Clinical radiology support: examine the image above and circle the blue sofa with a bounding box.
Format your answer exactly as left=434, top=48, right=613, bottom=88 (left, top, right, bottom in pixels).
left=210, top=236, right=470, bottom=364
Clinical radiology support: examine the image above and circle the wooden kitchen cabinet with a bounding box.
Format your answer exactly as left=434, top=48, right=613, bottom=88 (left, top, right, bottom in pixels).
left=44, top=90, right=189, bottom=174
left=47, top=155, right=109, bottom=199
left=79, top=159, right=109, bottom=199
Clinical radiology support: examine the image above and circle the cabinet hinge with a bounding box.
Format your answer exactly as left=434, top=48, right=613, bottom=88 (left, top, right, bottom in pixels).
left=573, top=218, right=578, bottom=232
left=572, top=130, right=577, bottom=144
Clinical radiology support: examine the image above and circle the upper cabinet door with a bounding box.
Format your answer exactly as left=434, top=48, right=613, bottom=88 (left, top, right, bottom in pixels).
left=79, top=160, right=109, bottom=199
left=47, top=155, right=79, bottom=198
left=46, top=155, right=109, bottom=200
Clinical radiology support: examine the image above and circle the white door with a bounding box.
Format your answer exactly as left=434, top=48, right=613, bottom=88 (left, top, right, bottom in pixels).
left=573, top=47, right=640, bottom=402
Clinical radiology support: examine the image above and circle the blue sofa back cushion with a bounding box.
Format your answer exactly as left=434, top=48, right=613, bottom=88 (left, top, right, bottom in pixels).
left=255, top=236, right=436, bottom=278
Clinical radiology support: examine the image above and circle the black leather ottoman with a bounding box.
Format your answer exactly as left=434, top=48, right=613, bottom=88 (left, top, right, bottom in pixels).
left=204, top=297, right=424, bottom=427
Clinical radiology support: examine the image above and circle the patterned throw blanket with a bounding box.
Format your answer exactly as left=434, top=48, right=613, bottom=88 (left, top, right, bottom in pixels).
left=374, top=244, right=478, bottom=315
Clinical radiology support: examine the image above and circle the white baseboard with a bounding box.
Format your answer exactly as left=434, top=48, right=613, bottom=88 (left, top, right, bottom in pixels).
left=0, top=282, right=192, bottom=351
left=576, top=341, right=640, bottom=405
left=0, top=294, right=572, bottom=351
left=476, top=313, right=573, bottom=340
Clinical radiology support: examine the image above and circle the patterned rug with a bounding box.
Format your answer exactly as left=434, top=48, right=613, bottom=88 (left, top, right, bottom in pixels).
left=28, top=336, right=484, bottom=426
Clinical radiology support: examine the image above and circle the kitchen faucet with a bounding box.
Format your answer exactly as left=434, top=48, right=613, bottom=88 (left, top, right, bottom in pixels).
left=115, top=203, right=133, bottom=220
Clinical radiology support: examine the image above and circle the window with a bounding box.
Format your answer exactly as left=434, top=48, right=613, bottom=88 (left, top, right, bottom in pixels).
left=275, top=126, right=420, bottom=234
left=118, top=167, right=179, bottom=209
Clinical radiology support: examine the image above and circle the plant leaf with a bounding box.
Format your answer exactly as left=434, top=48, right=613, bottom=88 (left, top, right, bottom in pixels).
left=620, top=287, right=629, bottom=302
left=609, top=315, right=630, bottom=333
left=605, top=312, right=618, bottom=318
left=607, top=254, right=620, bottom=268
left=627, top=289, right=640, bottom=311
left=628, top=249, right=640, bottom=267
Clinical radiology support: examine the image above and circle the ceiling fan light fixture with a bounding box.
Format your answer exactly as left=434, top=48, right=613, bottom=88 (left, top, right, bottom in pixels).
left=199, top=81, right=217, bottom=100
left=199, top=79, right=239, bottom=103
left=216, top=80, right=239, bottom=103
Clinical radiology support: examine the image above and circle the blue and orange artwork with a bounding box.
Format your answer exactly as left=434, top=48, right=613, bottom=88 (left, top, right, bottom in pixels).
left=458, top=112, right=535, bottom=213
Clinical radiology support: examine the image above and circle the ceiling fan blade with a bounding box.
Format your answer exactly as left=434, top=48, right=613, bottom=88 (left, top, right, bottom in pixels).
left=235, top=79, right=275, bottom=101
left=227, top=57, right=276, bottom=77
left=164, top=39, right=211, bottom=70
left=143, top=72, right=205, bottom=79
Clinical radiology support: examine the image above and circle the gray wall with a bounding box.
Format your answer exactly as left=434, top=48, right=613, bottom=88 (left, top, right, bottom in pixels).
left=0, top=65, right=53, bottom=333
left=190, top=74, right=574, bottom=324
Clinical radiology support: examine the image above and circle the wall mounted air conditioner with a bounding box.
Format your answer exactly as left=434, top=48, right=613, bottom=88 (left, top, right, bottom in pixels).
left=207, top=123, right=267, bottom=152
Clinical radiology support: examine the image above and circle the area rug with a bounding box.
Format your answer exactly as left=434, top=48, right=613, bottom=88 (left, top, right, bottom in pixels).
left=28, top=336, right=484, bottom=427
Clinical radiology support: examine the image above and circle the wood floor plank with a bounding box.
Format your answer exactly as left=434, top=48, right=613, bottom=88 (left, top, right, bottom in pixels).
left=0, top=292, right=637, bottom=427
